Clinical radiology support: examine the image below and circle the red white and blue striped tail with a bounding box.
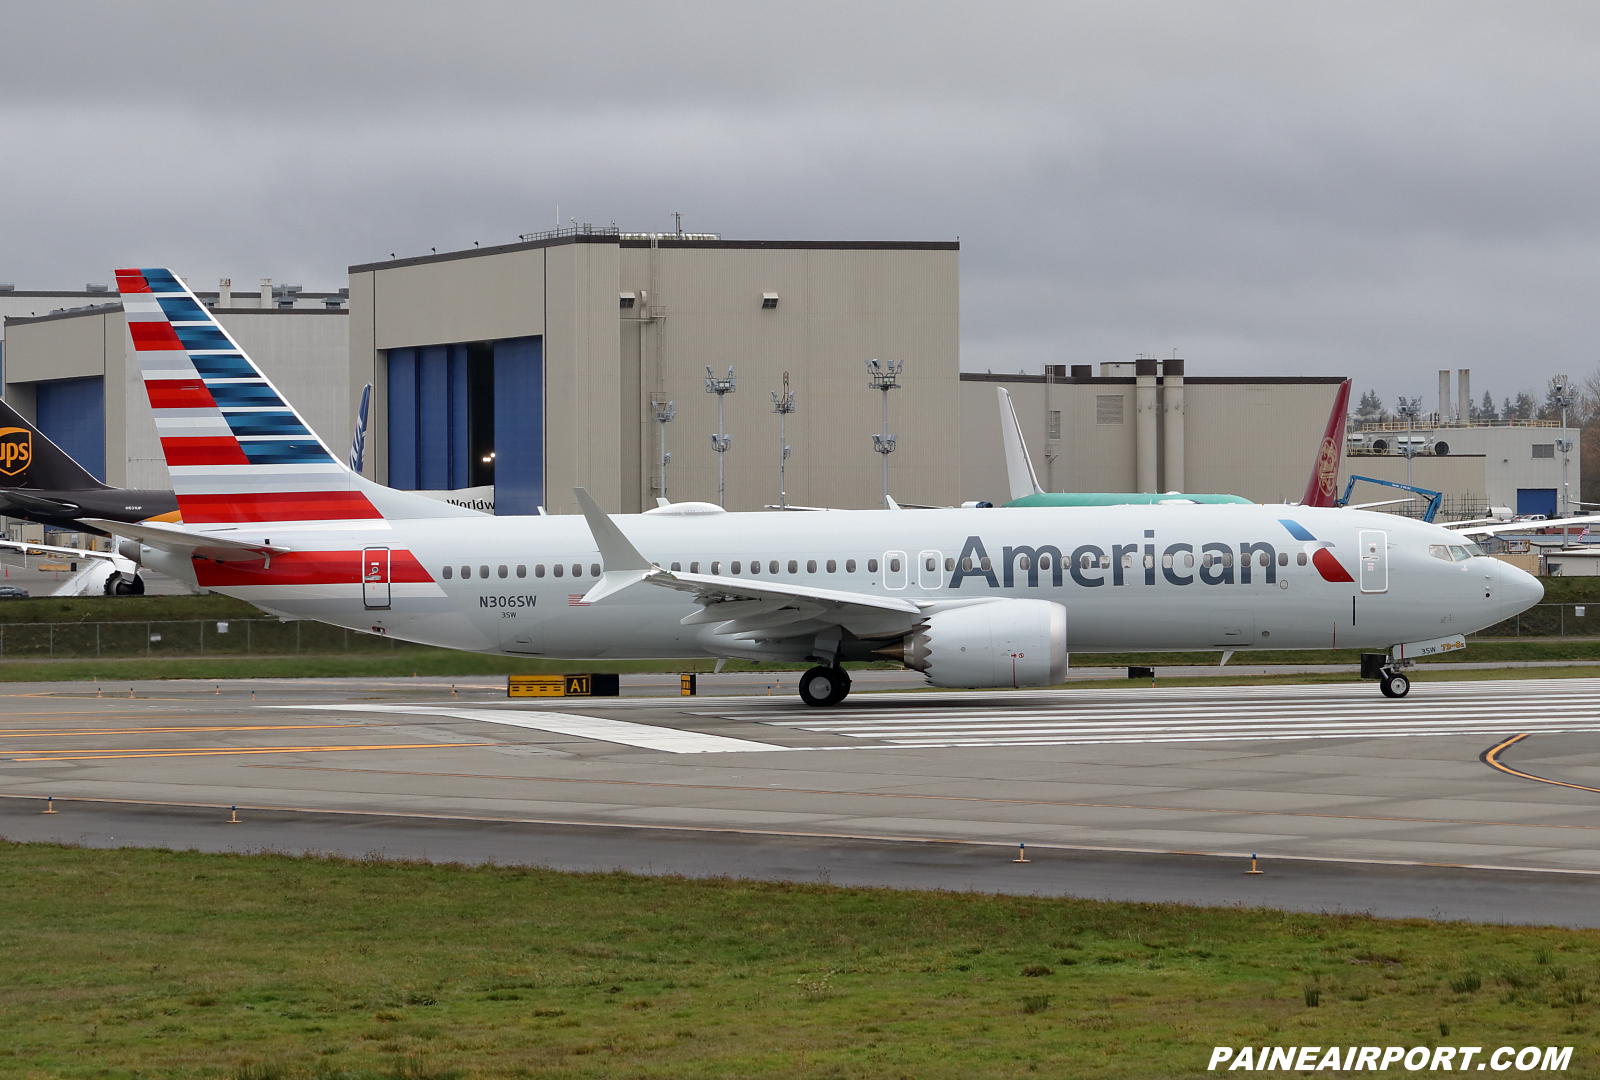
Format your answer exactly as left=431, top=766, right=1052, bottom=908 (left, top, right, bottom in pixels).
left=116, top=268, right=472, bottom=527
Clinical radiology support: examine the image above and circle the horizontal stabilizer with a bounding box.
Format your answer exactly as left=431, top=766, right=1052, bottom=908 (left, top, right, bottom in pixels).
left=81, top=517, right=291, bottom=563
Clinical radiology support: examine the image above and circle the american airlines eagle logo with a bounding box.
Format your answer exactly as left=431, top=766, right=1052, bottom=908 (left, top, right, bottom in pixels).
left=0, top=427, right=31, bottom=478
left=1315, top=436, right=1339, bottom=498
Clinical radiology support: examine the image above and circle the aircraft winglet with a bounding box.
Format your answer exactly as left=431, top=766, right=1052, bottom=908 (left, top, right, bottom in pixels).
left=573, top=487, right=661, bottom=603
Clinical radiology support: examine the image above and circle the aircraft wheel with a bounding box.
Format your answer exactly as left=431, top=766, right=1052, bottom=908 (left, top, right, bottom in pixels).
left=1380, top=671, right=1410, bottom=698
left=799, top=666, right=849, bottom=708
left=114, top=574, right=144, bottom=596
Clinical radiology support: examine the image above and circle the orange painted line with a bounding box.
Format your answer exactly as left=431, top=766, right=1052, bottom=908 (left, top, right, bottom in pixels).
left=243, top=763, right=1600, bottom=833
left=0, top=725, right=379, bottom=738
left=6, top=742, right=501, bottom=763
left=1481, top=732, right=1600, bottom=794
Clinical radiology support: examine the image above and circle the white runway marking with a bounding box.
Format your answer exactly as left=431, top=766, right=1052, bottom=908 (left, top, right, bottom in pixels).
left=286, top=705, right=790, bottom=755
left=720, top=678, right=1600, bottom=747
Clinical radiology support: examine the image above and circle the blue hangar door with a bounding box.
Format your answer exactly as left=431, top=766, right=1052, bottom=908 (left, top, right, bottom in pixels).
left=36, top=376, right=106, bottom=483
left=1517, top=489, right=1558, bottom=518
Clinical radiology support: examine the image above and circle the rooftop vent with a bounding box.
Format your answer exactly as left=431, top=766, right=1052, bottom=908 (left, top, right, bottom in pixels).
left=619, top=292, right=636, bottom=310
left=761, top=292, right=778, bottom=309
left=273, top=283, right=302, bottom=308
left=323, top=295, right=344, bottom=309
left=0, top=283, right=13, bottom=292
left=86, top=283, right=109, bottom=293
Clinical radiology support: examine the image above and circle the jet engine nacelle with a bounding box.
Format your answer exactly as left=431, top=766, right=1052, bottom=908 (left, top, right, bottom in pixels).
left=891, top=599, right=1068, bottom=688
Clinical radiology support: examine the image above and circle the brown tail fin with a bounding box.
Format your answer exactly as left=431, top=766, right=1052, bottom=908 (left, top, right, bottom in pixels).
left=1299, top=379, right=1352, bottom=507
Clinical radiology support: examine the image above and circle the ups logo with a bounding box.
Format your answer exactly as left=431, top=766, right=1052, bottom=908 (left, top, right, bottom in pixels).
left=0, top=427, right=30, bottom=478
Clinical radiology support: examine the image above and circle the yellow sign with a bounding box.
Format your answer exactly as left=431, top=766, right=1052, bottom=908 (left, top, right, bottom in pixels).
left=0, top=427, right=31, bottom=478
left=507, top=674, right=592, bottom=698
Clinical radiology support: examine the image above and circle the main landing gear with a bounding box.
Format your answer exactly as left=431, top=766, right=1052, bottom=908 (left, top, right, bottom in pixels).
left=1360, top=652, right=1411, bottom=698
left=799, top=665, right=851, bottom=707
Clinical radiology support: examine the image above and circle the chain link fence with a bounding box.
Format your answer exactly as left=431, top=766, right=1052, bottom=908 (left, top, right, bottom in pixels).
left=0, top=619, right=404, bottom=659
left=1468, top=604, right=1596, bottom=639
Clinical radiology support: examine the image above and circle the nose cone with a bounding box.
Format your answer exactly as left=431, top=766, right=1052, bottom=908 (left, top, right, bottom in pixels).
left=1499, top=559, right=1544, bottom=619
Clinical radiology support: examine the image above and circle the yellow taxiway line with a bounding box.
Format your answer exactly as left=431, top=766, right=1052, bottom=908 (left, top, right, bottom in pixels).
left=1481, top=732, right=1600, bottom=794
left=6, top=743, right=502, bottom=763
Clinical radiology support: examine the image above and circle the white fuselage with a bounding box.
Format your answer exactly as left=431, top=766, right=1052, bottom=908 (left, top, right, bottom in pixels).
left=149, top=502, right=1543, bottom=664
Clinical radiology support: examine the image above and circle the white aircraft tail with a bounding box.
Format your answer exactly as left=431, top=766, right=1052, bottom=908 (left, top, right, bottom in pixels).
left=998, top=387, right=1045, bottom=502
left=115, top=268, right=477, bottom=528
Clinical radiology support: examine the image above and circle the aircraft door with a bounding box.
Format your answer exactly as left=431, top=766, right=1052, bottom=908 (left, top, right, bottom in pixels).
left=362, top=547, right=391, bottom=609
left=1358, top=530, right=1388, bottom=594
left=918, top=550, right=943, bottom=590
left=883, top=550, right=907, bottom=590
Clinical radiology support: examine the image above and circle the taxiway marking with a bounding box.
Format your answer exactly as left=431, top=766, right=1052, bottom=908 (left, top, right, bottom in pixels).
left=5, top=743, right=498, bottom=763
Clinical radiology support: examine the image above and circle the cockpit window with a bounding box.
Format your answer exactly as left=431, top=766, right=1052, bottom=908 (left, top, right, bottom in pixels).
left=1463, top=540, right=1486, bottom=558
left=1428, top=545, right=1452, bottom=562
left=1448, top=545, right=1469, bottom=562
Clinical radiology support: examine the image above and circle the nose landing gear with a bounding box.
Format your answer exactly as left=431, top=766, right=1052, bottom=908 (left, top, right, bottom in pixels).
left=1360, top=652, right=1412, bottom=698
left=799, top=665, right=851, bottom=707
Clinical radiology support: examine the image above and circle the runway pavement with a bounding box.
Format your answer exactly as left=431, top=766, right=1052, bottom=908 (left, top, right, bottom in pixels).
left=2, top=675, right=1599, bottom=925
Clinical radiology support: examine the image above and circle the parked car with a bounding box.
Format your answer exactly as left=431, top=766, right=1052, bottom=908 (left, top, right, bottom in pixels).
left=0, top=585, right=30, bottom=599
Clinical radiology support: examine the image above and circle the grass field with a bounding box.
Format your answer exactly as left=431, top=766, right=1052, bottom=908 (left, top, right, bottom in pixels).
left=1, top=842, right=1596, bottom=1079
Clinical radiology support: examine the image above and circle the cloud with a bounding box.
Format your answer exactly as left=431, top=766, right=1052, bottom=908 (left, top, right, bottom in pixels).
left=3, top=1, right=1600, bottom=399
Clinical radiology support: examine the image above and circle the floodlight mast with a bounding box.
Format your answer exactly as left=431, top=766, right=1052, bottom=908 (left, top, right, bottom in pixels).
left=1554, top=375, right=1576, bottom=545
left=771, top=371, right=796, bottom=510
left=1395, top=396, right=1422, bottom=491
left=652, top=399, right=675, bottom=502
left=705, top=366, right=736, bottom=507
left=867, top=358, right=903, bottom=509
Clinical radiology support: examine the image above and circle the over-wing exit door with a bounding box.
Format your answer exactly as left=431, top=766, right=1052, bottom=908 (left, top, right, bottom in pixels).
left=363, top=547, right=391, bottom=609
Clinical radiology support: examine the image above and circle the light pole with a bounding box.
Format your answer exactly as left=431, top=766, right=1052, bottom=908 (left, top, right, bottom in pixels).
left=1553, top=377, right=1576, bottom=539
left=771, top=371, right=795, bottom=510
left=867, top=358, right=903, bottom=509
left=705, top=366, right=736, bottom=507
left=1396, top=396, right=1422, bottom=493
left=652, top=399, right=675, bottom=503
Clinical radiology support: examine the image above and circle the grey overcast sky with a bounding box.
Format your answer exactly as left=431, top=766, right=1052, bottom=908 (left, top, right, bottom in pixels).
left=2, top=1, right=1597, bottom=404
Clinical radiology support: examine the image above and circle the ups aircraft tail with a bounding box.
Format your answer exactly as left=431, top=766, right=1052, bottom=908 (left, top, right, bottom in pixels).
left=1298, top=379, right=1352, bottom=508
left=114, top=268, right=477, bottom=527
left=0, top=397, right=109, bottom=491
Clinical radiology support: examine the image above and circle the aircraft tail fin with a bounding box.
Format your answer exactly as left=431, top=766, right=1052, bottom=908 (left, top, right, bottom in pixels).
left=998, top=387, right=1045, bottom=502
left=115, top=267, right=477, bottom=526
left=1299, top=378, right=1352, bottom=507
left=0, top=397, right=109, bottom=491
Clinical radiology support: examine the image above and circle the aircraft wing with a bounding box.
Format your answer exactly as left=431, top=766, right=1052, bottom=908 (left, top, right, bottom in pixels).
left=1451, top=515, right=1600, bottom=538
left=573, top=488, right=924, bottom=638
left=0, top=538, right=116, bottom=562
left=80, top=518, right=291, bottom=563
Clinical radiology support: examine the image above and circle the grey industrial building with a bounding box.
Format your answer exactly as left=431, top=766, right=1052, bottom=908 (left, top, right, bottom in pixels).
left=0, top=241, right=1578, bottom=532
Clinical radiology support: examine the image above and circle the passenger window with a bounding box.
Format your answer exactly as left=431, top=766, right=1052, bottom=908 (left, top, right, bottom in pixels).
left=749, top=560, right=759, bottom=575
left=732, top=561, right=742, bottom=574
left=1296, top=552, right=1307, bottom=566
left=1184, top=553, right=1194, bottom=568
left=442, top=566, right=453, bottom=579
left=1161, top=554, right=1173, bottom=569
left=516, top=565, right=526, bottom=578
left=553, top=564, right=564, bottom=577
left=670, top=562, right=681, bottom=572
left=1038, top=554, right=1051, bottom=570
left=1277, top=552, right=1287, bottom=566
left=980, top=557, right=992, bottom=571
left=847, top=559, right=857, bottom=573
left=1017, top=555, right=1030, bottom=571
left=479, top=565, right=490, bottom=578
left=535, top=564, right=545, bottom=578
left=571, top=564, right=583, bottom=578
left=1258, top=552, right=1270, bottom=567
left=1120, top=553, right=1132, bottom=569
left=789, top=560, right=799, bottom=574
left=945, top=557, right=955, bottom=571
left=1099, top=555, right=1111, bottom=569
left=770, top=560, right=780, bottom=574
left=460, top=565, right=470, bottom=579
left=1080, top=553, right=1094, bottom=570
left=807, top=560, right=817, bottom=573
left=689, top=561, right=700, bottom=574
left=827, top=559, right=837, bottom=573
left=1449, top=546, right=1468, bottom=562
left=498, top=565, right=508, bottom=578
left=1143, top=553, right=1153, bottom=569
left=590, top=563, right=601, bottom=577
left=1221, top=553, right=1233, bottom=568
left=869, top=559, right=880, bottom=572
left=962, top=557, right=973, bottom=572
left=1428, top=544, right=1452, bottom=562
left=1202, top=553, right=1213, bottom=568
left=711, top=561, right=721, bottom=575
left=925, top=556, right=936, bottom=572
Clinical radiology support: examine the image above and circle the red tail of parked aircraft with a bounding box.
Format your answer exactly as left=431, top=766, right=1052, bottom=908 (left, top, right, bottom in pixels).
left=1299, top=379, right=1352, bottom=508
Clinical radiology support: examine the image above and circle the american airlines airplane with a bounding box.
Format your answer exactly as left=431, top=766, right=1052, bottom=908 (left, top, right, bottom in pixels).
left=91, top=268, right=1543, bottom=706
